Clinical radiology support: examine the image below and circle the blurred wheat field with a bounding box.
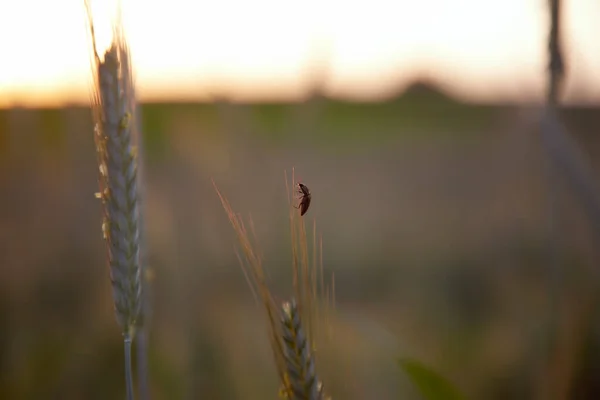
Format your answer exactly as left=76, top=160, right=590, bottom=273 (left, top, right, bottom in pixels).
left=1, top=88, right=600, bottom=399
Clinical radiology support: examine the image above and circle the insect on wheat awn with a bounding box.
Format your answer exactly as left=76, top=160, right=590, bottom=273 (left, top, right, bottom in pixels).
left=294, top=183, right=312, bottom=216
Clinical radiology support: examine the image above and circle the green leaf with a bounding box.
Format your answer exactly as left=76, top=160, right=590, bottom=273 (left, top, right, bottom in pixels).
left=397, top=358, right=466, bottom=400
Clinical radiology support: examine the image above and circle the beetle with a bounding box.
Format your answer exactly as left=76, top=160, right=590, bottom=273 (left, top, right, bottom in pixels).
left=294, top=182, right=311, bottom=216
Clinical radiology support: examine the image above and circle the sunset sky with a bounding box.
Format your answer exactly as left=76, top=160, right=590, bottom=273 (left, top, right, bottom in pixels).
left=1, top=0, right=599, bottom=107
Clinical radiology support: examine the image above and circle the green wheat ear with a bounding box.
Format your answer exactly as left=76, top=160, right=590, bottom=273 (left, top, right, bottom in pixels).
left=86, top=2, right=142, bottom=399
left=89, top=16, right=142, bottom=338
left=280, top=299, right=325, bottom=400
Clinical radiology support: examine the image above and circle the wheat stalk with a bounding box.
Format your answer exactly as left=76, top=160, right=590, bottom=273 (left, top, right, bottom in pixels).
left=213, top=170, right=334, bottom=399
left=85, top=2, right=142, bottom=399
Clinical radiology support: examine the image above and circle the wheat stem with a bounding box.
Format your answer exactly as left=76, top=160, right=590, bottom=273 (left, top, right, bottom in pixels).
left=124, top=332, right=135, bottom=400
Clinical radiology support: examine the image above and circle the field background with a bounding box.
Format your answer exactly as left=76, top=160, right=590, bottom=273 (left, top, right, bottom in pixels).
left=1, top=82, right=600, bottom=399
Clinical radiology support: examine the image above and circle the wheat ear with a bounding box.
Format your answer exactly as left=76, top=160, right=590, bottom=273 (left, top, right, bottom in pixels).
left=281, top=299, right=324, bottom=400
left=214, top=174, right=333, bottom=399
left=85, top=2, right=142, bottom=399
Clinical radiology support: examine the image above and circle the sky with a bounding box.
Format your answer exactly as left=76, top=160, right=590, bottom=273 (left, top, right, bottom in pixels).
left=0, top=0, right=599, bottom=107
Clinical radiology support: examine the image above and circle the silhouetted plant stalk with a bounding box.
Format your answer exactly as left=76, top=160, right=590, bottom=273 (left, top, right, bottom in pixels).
left=535, top=0, right=600, bottom=397
left=85, top=2, right=144, bottom=399
left=213, top=169, right=334, bottom=399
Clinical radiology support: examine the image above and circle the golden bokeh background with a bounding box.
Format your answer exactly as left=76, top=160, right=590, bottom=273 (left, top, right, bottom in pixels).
left=1, top=1, right=600, bottom=399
